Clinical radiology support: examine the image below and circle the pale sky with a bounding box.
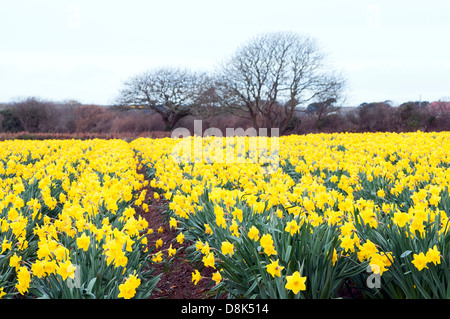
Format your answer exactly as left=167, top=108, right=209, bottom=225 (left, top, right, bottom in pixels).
left=1, top=0, right=449, bottom=106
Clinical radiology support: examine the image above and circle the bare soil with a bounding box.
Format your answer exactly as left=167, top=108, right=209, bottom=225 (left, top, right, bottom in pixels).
left=134, top=178, right=217, bottom=299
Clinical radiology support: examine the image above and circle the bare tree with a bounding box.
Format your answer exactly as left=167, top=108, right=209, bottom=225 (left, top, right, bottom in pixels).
left=216, top=32, right=346, bottom=134
left=306, top=97, right=339, bottom=127
left=74, top=104, right=115, bottom=133
left=116, top=67, right=211, bottom=131
left=11, top=97, right=56, bottom=133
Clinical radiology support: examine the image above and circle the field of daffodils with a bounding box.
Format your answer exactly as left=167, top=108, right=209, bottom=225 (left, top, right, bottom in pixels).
left=1, top=131, right=449, bottom=299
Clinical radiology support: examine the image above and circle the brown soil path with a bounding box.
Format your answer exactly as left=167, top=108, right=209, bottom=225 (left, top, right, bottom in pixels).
left=133, top=170, right=216, bottom=299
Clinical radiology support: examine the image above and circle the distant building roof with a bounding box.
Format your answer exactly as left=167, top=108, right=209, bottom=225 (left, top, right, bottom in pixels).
left=429, top=101, right=450, bottom=113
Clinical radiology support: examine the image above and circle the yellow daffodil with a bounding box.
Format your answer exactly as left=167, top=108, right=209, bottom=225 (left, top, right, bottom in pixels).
left=31, top=259, right=47, bottom=278
left=176, top=232, right=184, bottom=244
left=191, top=270, right=202, bottom=285
left=168, top=244, right=176, bottom=257
left=76, top=233, right=90, bottom=251
left=56, top=260, right=77, bottom=280
left=212, top=271, right=222, bottom=285
left=155, top=238, right=163, bottom=249
left=285, top=271, right=307, bottom=294
left=284, top=219, right=300, bottom=236
left=426, top=245, right=441, bottom=266
left=9, top=254, right=22, bottom=269
left=15, top=266, right=31, bottom=295
left=118, top=272, right=141, bottom=299
left=202, top=252, right=216, bottom=269
left=221, top=241, right=235, bottom=256
left=412, top=252, right=428, bottom=271
left=266, top=259, right=284, bottom=278
left=248, top=226, right=260, bottom=241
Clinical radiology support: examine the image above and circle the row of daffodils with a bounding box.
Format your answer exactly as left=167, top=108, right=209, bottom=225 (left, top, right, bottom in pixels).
left=133, top=131, right=449, bottom=299
left=1, top=131, right=449, bottom=298
left=0, top=139, right=159, bottom=299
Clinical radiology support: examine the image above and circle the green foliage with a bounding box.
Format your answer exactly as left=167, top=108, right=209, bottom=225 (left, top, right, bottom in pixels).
left=0, top=109, right=23, bottom=133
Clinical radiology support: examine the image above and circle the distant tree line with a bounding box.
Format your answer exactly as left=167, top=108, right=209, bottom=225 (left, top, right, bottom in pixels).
left=0, top=97, right=168, bottom=134
left=1, top=96, right=448, bottom=137
left=1, top=31, right=448, bottom=136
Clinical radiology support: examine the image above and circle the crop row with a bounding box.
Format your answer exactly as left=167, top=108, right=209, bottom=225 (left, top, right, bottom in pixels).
left=132, top=131, right=450, bottom=299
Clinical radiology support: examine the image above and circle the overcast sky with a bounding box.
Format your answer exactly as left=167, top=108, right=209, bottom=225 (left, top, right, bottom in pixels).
left=1, top=0, right=449, bottom=106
